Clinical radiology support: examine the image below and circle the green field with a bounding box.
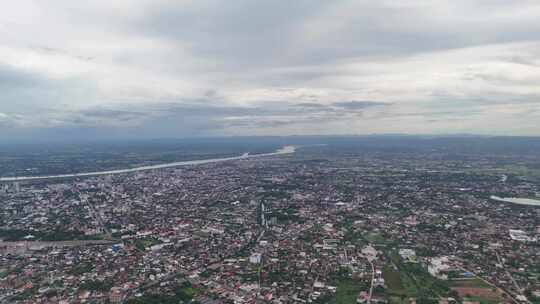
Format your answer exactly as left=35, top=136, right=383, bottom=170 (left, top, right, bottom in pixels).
left=383, top=251, right=451, bottom=300
left=364, top=232, right=387, bottom=244
left=335, top=280, right=363, bottom=304
left=383, top=264, right=419, bottom=297
left=462, top=296, right=500, bottom=304
left=383, top=265, right=404, bottom=291
left=133, top=238, right=162, bottom=251
left=448, top=278, right=491, bottom=288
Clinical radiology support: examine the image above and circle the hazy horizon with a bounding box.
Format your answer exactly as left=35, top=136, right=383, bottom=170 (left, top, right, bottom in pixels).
left=1, top=1, right=540, bottom=141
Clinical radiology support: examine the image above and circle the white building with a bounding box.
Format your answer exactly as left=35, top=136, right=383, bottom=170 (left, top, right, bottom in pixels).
left=509, top=229, right=533, bottom=242
left=398, top=249, right=416, bottom=262
left=249, top=252, right=262, bottom=264
left=428, top=256, right=451, bottom=280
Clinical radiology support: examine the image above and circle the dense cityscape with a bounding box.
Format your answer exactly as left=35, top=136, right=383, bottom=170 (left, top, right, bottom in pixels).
left=0, top=138, right=539, bottom=304
left=3, top=0, right=540, bottom=303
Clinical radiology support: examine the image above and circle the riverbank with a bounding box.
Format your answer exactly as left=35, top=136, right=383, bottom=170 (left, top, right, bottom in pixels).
left=0, top=146, right=296, bottom=182
left=490, top=195, right=540, bottom=206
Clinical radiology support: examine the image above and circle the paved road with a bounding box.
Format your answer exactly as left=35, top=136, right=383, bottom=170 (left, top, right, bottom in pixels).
left=367, top=260, right=375, bottom=304
left=495, top=252, right=530, bottom=303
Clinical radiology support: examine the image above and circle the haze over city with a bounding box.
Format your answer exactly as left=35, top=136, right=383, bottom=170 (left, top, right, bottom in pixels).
left=2, top=2, right=540, bottom=304
left=1, top=1, right=540, bottom=141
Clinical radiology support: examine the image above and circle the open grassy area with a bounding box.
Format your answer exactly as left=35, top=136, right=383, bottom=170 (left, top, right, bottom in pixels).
left=384, top=266, right=417, bottom=304
left=383, top=265, right=404, bottom=292
left=388, top=296, right=410, bottom=304
left=383, top=264, right=419, bottom=297
left=462, top=296, right=500, bottom=304
left=364, top=232, right=387, bottom=244
left=133, top=237, right=162, bottom=251
left=384, top=251, right=451, bottom=299
left=179, top=286, right=197, bottom=298
left=384, top=252, right=419, bottom=297
left=334, top=280, right=363, bottom=304
left=448, top=278, right=491, bottom=288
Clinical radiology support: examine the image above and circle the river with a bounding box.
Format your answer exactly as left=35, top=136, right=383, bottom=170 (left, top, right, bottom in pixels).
left=0, top=145, right=296, bottom=182
left=490, top=195, right=540, bottom=206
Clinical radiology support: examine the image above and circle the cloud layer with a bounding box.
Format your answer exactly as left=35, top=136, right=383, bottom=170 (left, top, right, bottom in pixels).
left=1, top=0, right=540, bottom=140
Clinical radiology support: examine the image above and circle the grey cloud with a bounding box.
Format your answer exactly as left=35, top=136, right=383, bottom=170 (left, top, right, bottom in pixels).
left=138, top=101, right=367, bottom=131
left=137, top=1, right=333, bottom=68
left=31, top=46, right=94, bottom=62
left=0, top=99, right=375, bottom=138
left=377, top=110, right=483, bottom=120
left=0, top=63, right=100, bottom=116
left=132, top=1, right=540, bottom=71
left=79, top=109, right=146, bottom=121
left=0, top=65, right=41, bottom=89
left=332, top=101, right=388, bottom=110
left=295, top=103, right=328, bottom=108
left=500, top=55, right=539, bottom=67
left=429, top=91, right=540, bottom=107
left=1, top=1, right=540, bottom=139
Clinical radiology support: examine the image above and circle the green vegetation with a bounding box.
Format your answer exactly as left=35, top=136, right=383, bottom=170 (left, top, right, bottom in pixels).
left=383, top=265, right=404, bottom=292
left=10, top=286, right=38, bottom=301
left=199, top=268, right=218, bottom=278
left=462, top=296, right=500, bottom=304
left=388, top=296, right=411, bottom=304
left=267, top=269, right=288, bottom=282
left=383, top=251, right=451, bottom=300
left=416, top=298, right=438, bottom=304
left=270, top=206, right=302, bottom=223
left=126, top=281, right=199, bottom=304
left=448, top=278, right=491, bottom=288
left=68, top=263, right=94, bottom=275
left=415, top=247, right=436, bottom=257
left=320, top=267, right=369, bottom=304
left=493, top=165, right=540, bottom=182
left=127, top=294, right=188, bottom=304
left=134, top=238, right=162, bottom=251
left=364, top=232, right=387, bottom=244
left=0, top=229, right=29, bottom=241
left=175, top=281, right=199, bottom=301
left=334, top=280, right=363, bottom=304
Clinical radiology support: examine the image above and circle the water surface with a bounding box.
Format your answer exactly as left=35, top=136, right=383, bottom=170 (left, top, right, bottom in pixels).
left=0, top=146, right=296, bottom=182
left=490, top=195, right=540, bottom=206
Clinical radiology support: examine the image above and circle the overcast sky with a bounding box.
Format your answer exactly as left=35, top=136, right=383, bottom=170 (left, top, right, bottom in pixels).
left=1, top=0, right=540, bottom=140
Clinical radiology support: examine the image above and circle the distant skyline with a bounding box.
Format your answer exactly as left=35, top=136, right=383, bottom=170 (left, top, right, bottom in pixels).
left=1, top=1, right=540, bottom=141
